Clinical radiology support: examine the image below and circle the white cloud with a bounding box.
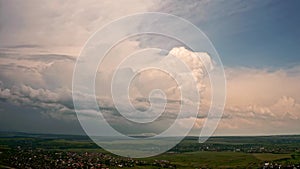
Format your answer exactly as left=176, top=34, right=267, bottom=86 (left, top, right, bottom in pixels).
left=1, top=38, right=300, bottom=135
left=0, top=0, right=158, bottom=55
left=2, top=43, right=300, bottom=135
left=206, top=66, right=300, bottom=135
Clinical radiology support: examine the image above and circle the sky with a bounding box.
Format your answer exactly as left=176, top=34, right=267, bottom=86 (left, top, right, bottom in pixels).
left=0, top=0, right=299, bottom=136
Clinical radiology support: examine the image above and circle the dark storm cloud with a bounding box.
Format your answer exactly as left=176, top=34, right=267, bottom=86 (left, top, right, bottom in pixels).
left=0, top=52, right=75, bottom=62
left=0, top=101, right=85, bottom=135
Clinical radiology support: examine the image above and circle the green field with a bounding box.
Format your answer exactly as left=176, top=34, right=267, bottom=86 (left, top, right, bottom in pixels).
left=0, top=132, right=299, bottom=168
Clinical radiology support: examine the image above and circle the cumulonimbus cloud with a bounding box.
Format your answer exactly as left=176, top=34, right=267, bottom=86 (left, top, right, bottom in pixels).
left=0, top=45, right=299, bottom=135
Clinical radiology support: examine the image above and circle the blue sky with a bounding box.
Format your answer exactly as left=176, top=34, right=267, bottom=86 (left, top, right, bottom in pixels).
left=180, top=0, right=300, bottom=68
left=218, top=1, right=299, bottom=68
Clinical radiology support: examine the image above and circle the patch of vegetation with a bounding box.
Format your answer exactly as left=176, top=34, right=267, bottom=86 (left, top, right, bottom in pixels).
left=0, top=133, right=299, bottom=168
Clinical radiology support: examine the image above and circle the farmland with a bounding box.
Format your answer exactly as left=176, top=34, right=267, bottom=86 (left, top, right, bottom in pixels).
left=0, top=132, right=300, bottom=168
